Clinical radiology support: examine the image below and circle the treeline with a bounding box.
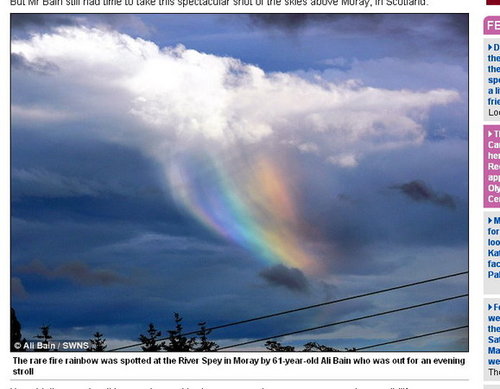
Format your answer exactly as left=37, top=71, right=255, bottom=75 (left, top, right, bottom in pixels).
left=11, top=308, right=354, bottom=352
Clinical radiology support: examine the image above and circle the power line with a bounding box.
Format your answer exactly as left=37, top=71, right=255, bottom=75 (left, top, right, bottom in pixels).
left=217, top=294, right=468, bottom=350
left=108, top=270, right=467, bottom=351
left=355, top=325, right=468, bottom=351
left=200, top=271, right=467, bottom=335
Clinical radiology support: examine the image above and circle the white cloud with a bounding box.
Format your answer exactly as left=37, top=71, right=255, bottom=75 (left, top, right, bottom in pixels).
left=12, top=168, right=105, bottom=198
left=327, top=154, right=358, bottom=168
left=11, top=26, right=459, bottom=167
left=11, top=105, right=76, bottom=124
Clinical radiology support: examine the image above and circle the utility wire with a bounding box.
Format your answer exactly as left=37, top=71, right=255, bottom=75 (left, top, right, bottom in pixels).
left=107, top=271, right=467, bottom=352
left=217, top=294, right=468, bottom=350
left=355, top=325, right=468, bottom=351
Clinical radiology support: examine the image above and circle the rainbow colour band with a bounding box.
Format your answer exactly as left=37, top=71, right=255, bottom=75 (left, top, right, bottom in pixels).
left=167, top=151, right=318, bottom=271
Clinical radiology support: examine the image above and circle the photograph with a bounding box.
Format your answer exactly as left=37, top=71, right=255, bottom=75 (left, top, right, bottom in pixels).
left=10, top=13, right=468, bottom=352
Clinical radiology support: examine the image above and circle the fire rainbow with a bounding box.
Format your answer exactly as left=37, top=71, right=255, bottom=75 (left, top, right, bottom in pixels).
left=167, top=151, right=318, bottom=272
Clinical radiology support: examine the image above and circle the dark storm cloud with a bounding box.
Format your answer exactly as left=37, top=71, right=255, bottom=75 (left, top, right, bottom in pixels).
left=18, top=259, right=128, bottom=286
left=248, top=14, right=383, bottom=31
left=248, top=14, right=467, bottom=36
left=391, top=180, right=456, bottom=209
left=259, top=265, right=310, bottom=292
left=246, top=14, right=467, bottom=58
left=442, top=13, right=469, bottom=36
left=11, top=14, right=77, bottom=29
left=11, top=14, right=150, bottom=36
left=11, top=53, right=59, bottom=74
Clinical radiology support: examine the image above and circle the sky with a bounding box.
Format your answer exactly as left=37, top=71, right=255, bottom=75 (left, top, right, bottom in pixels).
left=10, top=14, right=468, bottom=351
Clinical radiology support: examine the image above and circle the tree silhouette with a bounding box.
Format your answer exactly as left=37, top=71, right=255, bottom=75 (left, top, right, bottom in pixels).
left=88, top=332, right=107, bottom=352
left=164, top=313, right=196, bottom=351
left=302, top=342, right=340, bottom=352
left=139, top=323, right=165, bottom=352
left=11, top=308, right=26, bottom=352
left=35, top=325, right=53, bottom=351
left=195, top=322, right=219, bottom=351
left=265, top=340, right=295, bottom=352
left=265, top=339, right=355, bottom=352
